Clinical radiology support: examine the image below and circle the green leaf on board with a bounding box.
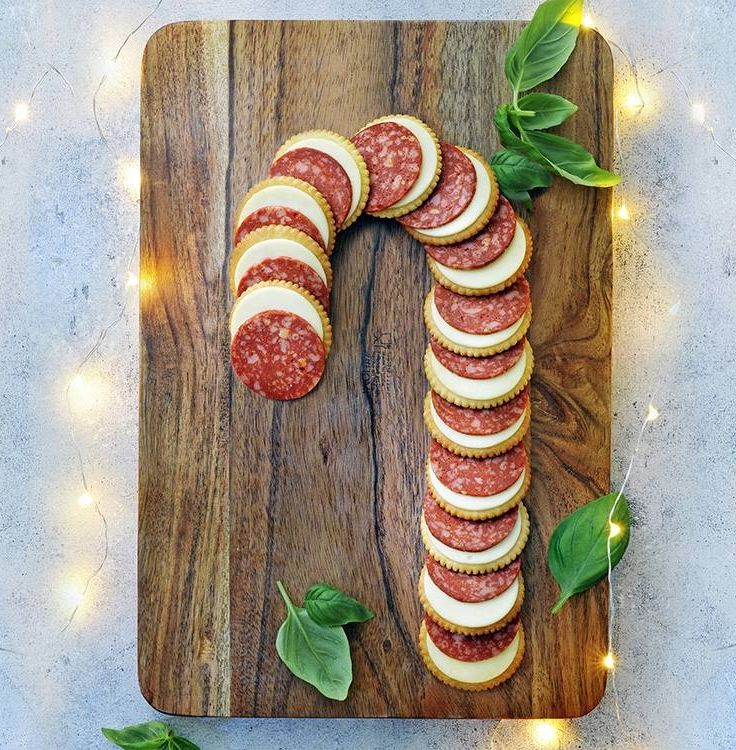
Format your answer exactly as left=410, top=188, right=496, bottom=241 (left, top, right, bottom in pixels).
left=548, top=492, right=631, bottom=613
left=304, top=583, right=375, bottom=627
left=504, top=0, right=583, bottom=95
left=490, top=149, right=553, bottom=208
left=275, top=580, right=353, bottom=701
left=516, top=92, right=578, bottom=129
left=519, top=128, right=620, bottom=186
left=101, top=721, right=172, bottom=750
left=494, top=105, right=544, bottom=161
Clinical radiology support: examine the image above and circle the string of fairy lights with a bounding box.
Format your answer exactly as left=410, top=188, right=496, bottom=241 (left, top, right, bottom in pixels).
left=1, top=4, right=729, bottom=747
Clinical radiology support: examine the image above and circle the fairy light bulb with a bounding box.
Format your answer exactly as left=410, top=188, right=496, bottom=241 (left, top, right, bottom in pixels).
left=581, top=14, right=595, bottom=28
left=532, top=721, right=559, bottom=746
left=126, top=271, right=139, bottom=288
left=69, top=373, right=88, bottom=394
left=602, top=652, right=616, bottom=670
left=117, top=158, right=141, bottom=200
left=61, top=579, right=85, bottom=608
left=624, top=92, right=644, bottom=112
left=646, top=403, right=660, bottom=422
left=609, top=521, right=622, bottom=538
left=14, top=101, right=29, bottom=123
left=616, top=203, right=631, bottom=221
left=692, top=102, right=706, bottom=124
left=78, top=492, right=94, bottom=508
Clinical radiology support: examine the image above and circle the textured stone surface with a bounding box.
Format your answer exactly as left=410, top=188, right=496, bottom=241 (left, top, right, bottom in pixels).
left=1, top=1, right=735, bottom=748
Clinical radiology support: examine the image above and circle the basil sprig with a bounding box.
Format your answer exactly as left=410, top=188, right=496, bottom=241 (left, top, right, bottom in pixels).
left=305, top=583, right=375, bottom=627
left=101, top=721, right=199, bottom=750
left=493, top=0, right=619, bottom=205
left=276, top=580, right=373, bottom=701
left=547, top=492, right=631, bottom=613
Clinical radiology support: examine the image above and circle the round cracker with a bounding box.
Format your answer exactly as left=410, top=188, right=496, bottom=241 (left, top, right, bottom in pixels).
left=229, top=225, right=333, bottom=296
left=418, top=620, right=525, bottom=691
left=404, top=149, right=499, bottom=245
left=233, top=176, right=337, bottom=254
left=426, top=460, right=531, bottom=521
left=418, top=567, right=525, bottom=635
left=424, top=288, right=532, bottom=357
left=428, top=218, right=533, bottom=295
left=423, top=391, right=531, bottom=459
left=273, top=129, right=370, bottom=230
left=424, top=340, right=534, bottom=410
left=231, top=279, right=333, bottom=356
left=421, top=501, right=531, bottom=573
left=354, top=114, right=442, bottom=219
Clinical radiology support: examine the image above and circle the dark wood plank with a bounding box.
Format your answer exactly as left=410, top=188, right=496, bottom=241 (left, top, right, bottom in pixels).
left=139, top=20, right=613, bottom=718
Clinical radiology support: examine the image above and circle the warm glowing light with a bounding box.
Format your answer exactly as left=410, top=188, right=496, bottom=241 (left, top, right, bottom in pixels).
left=117, top=158, right=141, bottom=200
left=78, top=492, right=94, bottom=508
left=126, top=271, right=139, bottom=288
left=67, top=371, right=105, bottom=412
left=609, top=521, right=622, bottom=538
left=616, top=203, right=631, bottom=221
left=138, top=271, right=155, bottom=294
left=60, top=579, right=85, bottom=608
left=646, top=403, right=660, bottom=422
left=692, top=102, right=706, bottom=124
left=624, top=92, right=644, bottom=111
left=69, top=373, right=88, bottom=394
left=602, top=651, right=616, bottom=670
left=14, top=101, right=29, bottom=123
left=532, top=721, right=558, bottom=746
left=581, top=14, right=595, bottom=28
left=103, top=59, right=119, bottom=80
left=669, top=301, right=681, bottom=316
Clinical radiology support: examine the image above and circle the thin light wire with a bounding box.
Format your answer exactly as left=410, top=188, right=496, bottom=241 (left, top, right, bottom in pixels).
left=93, top=0, right=164, bottom=154
left=59, top=0, right=163, bottom=632
left=605, top=406, right=652, bottom=723
left=0, top=64, right=73, bottom=148
left=670, top=70, right=736, bottom=165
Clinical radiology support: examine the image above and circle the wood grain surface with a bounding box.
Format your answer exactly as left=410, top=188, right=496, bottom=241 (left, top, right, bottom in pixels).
left=138, top=20, right=613, bottom=718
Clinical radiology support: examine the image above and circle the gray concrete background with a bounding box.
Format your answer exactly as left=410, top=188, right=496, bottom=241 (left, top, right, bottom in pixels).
left=1, top=1, right=734, bottom=748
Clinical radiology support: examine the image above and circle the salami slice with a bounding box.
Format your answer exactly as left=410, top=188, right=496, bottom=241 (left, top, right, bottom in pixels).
left=431, top=387, right=529, bottom=436
left=237, top=257, right=330, bottom=311
left=398, top=143, right=476, bottom=229
left=269, top=147, right=352, bottom=228
left=351, top=122, right=422, bottom=212
left=423, top=195, right=516, bottom=269
left=433, top=278, right=530, bottom=335
left=426, top=556, right=521, bottom=603
left=231, top=310, right=325, bottom=400
left=430, top=440, right=526, bottom=496
left=234, top=206, right=325, bottom=250
left=424, top=492, right=519, bottom=551
left=431, top=338, right=525, bottom=380
left=425, top=614, right=520, bottom=662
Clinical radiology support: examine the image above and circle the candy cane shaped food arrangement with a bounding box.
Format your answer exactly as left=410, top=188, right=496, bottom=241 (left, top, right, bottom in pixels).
left=228, top=116, right=533, bottom=690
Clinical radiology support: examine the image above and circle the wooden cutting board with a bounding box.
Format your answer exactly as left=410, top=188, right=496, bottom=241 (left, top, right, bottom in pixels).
left=138, top=20, right=613, bottom=719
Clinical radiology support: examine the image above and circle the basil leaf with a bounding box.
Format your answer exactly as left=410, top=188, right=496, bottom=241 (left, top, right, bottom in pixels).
left=494, top=106, right=543, bottom=162
left=548, top=492, right=631, bottom=613
left=505, top=0, right=583, bottom=94
left=305, top=583, right=375, bottom=626
left=491, top=149, right=552, bottom=193
left=501, top=189, right=533, bottom=211
left=101, top=721, right=172, bottom=749
left=170, top=738, right=201, bottom=750
left=275, top=581, right=353, bottom=700
left=520, top=129, right=620, bottom=187
left=516, top=93, right=577, bottom=129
